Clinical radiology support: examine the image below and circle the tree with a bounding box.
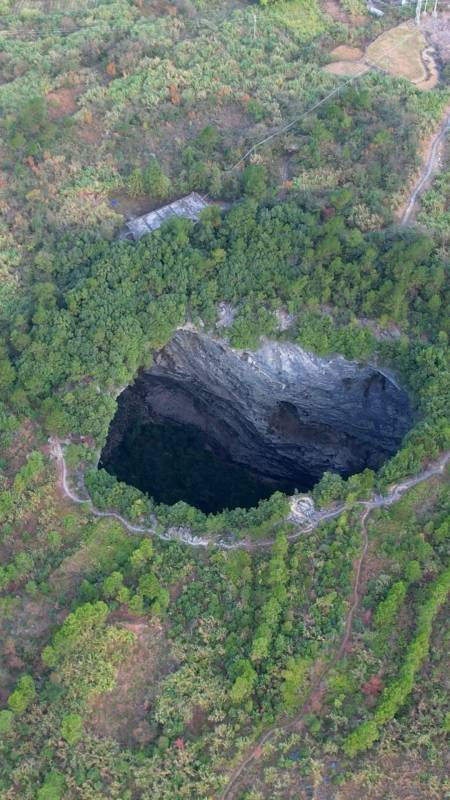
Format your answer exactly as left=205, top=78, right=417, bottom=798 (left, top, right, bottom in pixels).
left=230, top=660, right=257, bottom=705
left=42, top=601, right=109, bottom=668
left=312, top=471, right=346, bottom=507
left=37, top=772, right=65, bottom=800
left=196, top=125, right=219, bottom=155
left=0, top=709, right=13, bottom=734
left=102, top=571, right=124, bottom=599
left=0, top=345, right=15, bottom=395
left=242, top=164, right=267, bottom=199
left=60, top=713, right=83, bottom=745
left=343, top=720, right=379, bottom=756
left=374, top=581, right=406, bottom=631
left=139, top=572, right=161, bottom=599
left=143, top=158, right=171, bottom=200
left=281, top=657, right=311, bottom=711
left=405, top=560, right=422, bottom=583
left=8, top=675, right=36, bottom=715
left=129, top=539, right=153, bottom=573
left=128, top=168, right=145, bottom=198
left=250, top=623, right=272, bottom=662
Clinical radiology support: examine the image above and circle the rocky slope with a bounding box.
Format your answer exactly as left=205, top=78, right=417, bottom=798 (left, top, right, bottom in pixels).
left=101, top=331, right=413, bottom=493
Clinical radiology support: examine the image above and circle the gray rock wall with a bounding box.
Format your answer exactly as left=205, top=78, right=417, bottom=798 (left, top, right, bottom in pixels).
left=103, top=331, right=413, bottom=488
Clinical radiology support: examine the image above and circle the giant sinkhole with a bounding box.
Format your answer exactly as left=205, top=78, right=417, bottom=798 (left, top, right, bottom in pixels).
left=99, top=331, right=413, bottom=514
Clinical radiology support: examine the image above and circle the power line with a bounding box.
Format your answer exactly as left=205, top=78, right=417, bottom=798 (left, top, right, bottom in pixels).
left=225, top=21, right=423, bottom=171
left=0, top=4, right=436, bottom=177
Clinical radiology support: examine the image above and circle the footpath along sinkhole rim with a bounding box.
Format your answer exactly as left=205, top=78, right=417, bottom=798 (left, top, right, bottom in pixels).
left=50, top=437, right=450, bottom=551
left=98, top=331, right=414, bottom=515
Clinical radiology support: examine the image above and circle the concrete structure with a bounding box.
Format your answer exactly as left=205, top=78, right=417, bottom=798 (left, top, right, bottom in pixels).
left=122, top=192, right=209, bottom=241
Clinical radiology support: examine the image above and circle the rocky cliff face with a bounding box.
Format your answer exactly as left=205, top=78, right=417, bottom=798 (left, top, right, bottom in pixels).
left=101, top=331, right=413, bottom=494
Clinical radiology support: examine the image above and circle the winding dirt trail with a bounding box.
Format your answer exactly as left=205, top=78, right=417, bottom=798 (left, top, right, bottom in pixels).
left=336, top=506, right=370, bottom=660
left=218, top=507, right=371, bottom=800
left=50, top=437, right=449, bottom=552
left=49, top=436, right=449, bottom=798
left=217, top=464, right=448, bottom=799
left=400, top=108, right=450, bottom=226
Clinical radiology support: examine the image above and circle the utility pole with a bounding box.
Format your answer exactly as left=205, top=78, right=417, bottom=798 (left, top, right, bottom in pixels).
left=432, top=0, right=438, bottom=17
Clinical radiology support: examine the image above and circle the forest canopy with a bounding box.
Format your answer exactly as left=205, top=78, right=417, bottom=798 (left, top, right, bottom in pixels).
left=0, top=2, right=449, bottom=799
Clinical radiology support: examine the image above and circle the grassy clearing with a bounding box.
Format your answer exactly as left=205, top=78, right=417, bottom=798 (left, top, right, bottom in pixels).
left=323, top=60, right=369, bottom=77
left=329, top=44, right=364, bottom=61
left=366, top=21, right=427, bottom=84
left=267, top=0, right=330, bottom=39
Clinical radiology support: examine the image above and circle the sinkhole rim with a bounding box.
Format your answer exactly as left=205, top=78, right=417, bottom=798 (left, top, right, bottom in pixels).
left=97, top=331, right=414, bottom=517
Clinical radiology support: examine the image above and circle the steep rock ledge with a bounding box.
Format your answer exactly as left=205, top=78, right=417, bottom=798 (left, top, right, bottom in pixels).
left=101, top=331, right=413, bottom=506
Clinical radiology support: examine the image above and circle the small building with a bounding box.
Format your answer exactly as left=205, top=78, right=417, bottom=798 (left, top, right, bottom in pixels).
left=122, top=192, right=209, bottom=241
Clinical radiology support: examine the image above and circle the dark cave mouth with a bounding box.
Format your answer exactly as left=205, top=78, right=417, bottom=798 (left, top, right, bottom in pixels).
left=99, top=332, right=413, bottom=515
left=99, top=414, right=303, bottom=514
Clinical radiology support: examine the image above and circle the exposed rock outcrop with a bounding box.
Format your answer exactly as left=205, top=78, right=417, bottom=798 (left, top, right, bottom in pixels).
left=101, top=331, right=413, bottom=500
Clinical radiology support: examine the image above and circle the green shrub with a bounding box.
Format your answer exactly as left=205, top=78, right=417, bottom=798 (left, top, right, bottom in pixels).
left=344, top=567, right=450, bottom=756
left=0, top=709, right=13, bottom=735
left=37, top=771, right=65, bottom=800
left=60, top=713, right=84, bottom=745
left=7, top=675, right=36, bottom=715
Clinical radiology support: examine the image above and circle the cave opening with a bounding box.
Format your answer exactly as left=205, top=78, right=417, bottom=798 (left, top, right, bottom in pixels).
left=99, top=331, right=413, bottom=515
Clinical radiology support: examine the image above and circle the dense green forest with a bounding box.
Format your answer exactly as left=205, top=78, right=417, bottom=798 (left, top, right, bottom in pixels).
left=0, top=0, right=449, bottom=798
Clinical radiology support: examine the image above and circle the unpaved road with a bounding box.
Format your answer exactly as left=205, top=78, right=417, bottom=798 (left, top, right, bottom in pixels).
left=401, top=109, right=450, bottom=226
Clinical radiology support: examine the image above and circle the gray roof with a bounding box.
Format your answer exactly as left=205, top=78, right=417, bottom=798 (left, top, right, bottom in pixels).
left=125, top=192, right=209, bottom=240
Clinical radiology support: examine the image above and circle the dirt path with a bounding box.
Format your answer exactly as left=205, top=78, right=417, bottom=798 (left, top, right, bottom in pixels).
left=49, top=438, right=449, bottom=798
left=218, top=508, right=372, bottom=800
left=400, top=108, right=450, bottom=226
left=217, top=460, right=449, bottom=798
left=49, top=437, right=449, bottom=552
left=336, top=507, right=369, bottom=660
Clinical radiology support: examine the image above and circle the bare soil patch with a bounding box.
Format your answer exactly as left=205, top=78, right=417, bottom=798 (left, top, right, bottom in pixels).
left=3, top=420, right=38, bottom=477
left=366, top=21, right=428, bottom=84
left=77, top=121, right=104, bottom=145
left=328, top=21, right=440, bottom=93
left=329, top=44, right=364, bottom=61
left=419, top=46, right=439, bottom=90
left=324, top=0, right=366, bottom=26
left=324, top=60, right=369, bottom=77
left=335, top=752, right=446, bottom=800
left=108, top=189, right=166, bottom=222
left=49, top=540, right=95, bottom=596
left=49, top=519, right=125, bottom=596
left=46, top=88, right=80, bottom=119
left=87, top=616, right=175, bottom=747
left=0, top=596, right=60, bottom=700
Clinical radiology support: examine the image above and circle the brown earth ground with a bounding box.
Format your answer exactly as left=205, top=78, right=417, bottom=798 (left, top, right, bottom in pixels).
left=329, top=44, right=364, bottom=60
left=324, top=60, right=369, bottom=77
left=324, top=0, right=367, bottom=26
left=87, top=614, right=175, bottom=747
left=46, top=87, right=81, bottom=120
left=366, top=21, right=429, bottom=83
left=49, top=519, right=120, bottom=597
left=325, top=18, right=442, bottom=89
left=421, top=10, right=450, bottom=64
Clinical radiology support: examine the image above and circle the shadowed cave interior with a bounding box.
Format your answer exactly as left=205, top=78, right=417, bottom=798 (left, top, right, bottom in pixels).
left=99, top=331, right=413, bottom=514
